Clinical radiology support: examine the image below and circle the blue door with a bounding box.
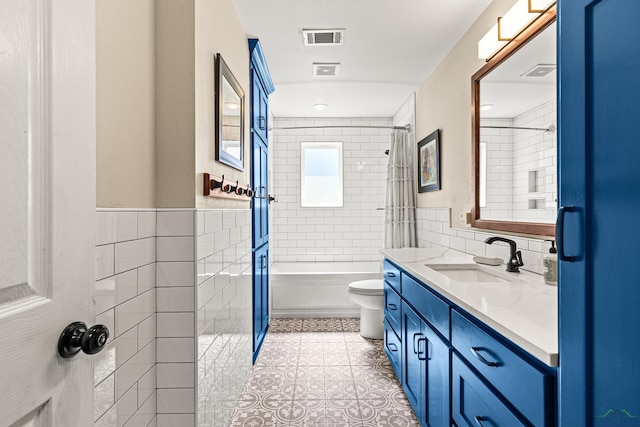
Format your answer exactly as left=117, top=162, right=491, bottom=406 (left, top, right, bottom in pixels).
left=253, top=244, right=269, bottom=360
left=251, top=135, right=269, bottom=248
left=249, top=39, right=274, bottom=362
left=558, top=1, right=640, bottom=425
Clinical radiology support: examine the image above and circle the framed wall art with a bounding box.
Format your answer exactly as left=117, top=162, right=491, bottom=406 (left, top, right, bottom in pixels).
left=417, top=129, right=441, bottom=193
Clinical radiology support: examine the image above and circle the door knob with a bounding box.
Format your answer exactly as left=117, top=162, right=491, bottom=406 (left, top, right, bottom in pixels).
left=58, top=321, right=109, bottom=358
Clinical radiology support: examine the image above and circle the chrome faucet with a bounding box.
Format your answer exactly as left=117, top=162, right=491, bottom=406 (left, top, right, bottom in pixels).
left=484, top=237, right=524, bottom=273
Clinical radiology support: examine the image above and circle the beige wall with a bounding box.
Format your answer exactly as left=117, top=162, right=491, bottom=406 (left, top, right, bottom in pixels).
left=97, top=0, right=251, bottom=209
left=96, top=0, right=156, bottom=208
left=415, top=0, right=516, bottom=228
left=194, top=0, right=251, bottom=210
left=155, top=0, right=196, bottom=208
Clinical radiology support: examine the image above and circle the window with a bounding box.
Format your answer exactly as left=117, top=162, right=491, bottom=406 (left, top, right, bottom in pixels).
left=301, top=142, right=343, bottom=207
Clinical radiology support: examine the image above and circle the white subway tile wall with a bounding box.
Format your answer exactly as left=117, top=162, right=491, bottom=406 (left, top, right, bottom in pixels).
left=271, top=117, right=390, bottom=263
left=155, top=210, right=197, bottom=426
left=94, top=210, right=157, bottom=427
left=480, top=99, right=556, bottom=223
left=416, top=207, right=552, bottom=275
left=196, top=209, right=253, bottom=427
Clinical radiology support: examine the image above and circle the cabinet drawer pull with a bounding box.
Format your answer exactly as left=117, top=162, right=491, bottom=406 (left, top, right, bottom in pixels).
left=387, top=342, right=398, bottom=352
left=417, top=337, right=427, bottom=361
left=471, top=347, right=500, bottom=367
left=474, top=415, right=487, bottom=426
left=385, top=272, right=396, bottom=278
left=386, top=303, right=397, bottom=310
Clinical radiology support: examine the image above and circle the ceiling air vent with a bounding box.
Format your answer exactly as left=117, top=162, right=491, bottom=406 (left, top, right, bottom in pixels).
left=312, top=63, right=340, bottom=77
left=520, top=64, right=557, bottom=78
left=303, top=29, right=345, bottom=46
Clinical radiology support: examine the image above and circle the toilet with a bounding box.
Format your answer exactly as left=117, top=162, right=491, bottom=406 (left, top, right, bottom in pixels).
left=348, top=279, right=384, bottom=339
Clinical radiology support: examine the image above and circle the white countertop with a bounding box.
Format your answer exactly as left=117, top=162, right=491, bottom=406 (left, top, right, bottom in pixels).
left=381, top=247, right=558, bottom=367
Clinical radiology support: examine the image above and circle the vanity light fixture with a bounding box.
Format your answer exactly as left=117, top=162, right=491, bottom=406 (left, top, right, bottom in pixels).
left=313, top=103, right=328, bottom=111
left=478, top=0, right=555, bottom=60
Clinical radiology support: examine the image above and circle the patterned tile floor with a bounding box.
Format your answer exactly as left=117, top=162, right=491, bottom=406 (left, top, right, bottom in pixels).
left=229, top=318, right=420, bottom=426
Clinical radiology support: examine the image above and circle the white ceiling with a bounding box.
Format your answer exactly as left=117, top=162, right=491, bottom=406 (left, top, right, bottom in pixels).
left=232, top=0, right=492, bottom=118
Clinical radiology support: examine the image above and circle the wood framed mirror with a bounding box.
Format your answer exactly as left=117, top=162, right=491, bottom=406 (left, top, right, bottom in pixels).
left=471, top=5, right=556, bottom=237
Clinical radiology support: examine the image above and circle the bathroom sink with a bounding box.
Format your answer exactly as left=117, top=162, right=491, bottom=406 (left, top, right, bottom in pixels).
left=425, top=263, right=519, bottom=283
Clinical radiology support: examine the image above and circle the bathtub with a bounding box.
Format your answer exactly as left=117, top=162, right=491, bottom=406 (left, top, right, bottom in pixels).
left=270, top=261, right=381, bottom=318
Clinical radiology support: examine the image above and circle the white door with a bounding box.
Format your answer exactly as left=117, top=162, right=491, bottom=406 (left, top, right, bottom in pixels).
left=0, top=0, right=96, bottom=425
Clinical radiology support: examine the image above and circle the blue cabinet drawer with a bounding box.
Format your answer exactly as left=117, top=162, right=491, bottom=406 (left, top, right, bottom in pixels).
left=451, top=309, right=554, bottom=426
left=384, top=319, right=401, bottom=378
left=401, top=272, right=450, bottom=339
left=452, top=353, right=527, bottom=427
left=384, top=283, right=401, bottom=333
left=383, top=259, right=401, bottom=292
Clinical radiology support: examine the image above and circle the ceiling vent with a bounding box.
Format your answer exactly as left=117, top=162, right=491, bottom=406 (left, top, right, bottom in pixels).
left=312, top=63, right=340, bottom=77
left=303, top=29, right=345, bottom=46
left=520, top=64, right=557, bottom=78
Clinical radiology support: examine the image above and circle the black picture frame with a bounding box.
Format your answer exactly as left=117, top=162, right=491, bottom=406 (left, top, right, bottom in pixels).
left=215, top=53, right=245, bottom=171
left=417, top=129, right=441, bottom=193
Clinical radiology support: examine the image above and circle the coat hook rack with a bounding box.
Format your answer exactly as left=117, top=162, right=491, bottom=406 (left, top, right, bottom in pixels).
left=203, top=173, right=252, bottom=201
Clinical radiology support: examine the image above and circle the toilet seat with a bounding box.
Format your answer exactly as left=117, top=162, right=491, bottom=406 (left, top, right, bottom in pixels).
left=348, top=279, right=384, bottom=296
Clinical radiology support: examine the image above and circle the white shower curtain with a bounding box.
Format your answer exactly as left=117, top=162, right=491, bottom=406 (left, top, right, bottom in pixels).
left=384, top=129, right=417, bottom=248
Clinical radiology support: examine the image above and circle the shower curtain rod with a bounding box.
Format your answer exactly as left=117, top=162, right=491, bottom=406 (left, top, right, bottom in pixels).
left=270, top=124, right=411, bottom=131
left=480, top=125, right=556, bottom=133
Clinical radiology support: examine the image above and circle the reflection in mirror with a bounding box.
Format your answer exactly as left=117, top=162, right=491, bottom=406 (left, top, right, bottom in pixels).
left=480, top=22, right=556, bottom=223
left=216, top=53, right=245, bottom=170
left=222, top=77, right=242, bottom=159
left=472, top=10, right=556, bottom=236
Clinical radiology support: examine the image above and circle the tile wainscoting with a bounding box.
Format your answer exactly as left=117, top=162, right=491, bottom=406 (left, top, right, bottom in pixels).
left=94, top=210, right=158, bottom=427
left=93, top=208, right=253, bottom=427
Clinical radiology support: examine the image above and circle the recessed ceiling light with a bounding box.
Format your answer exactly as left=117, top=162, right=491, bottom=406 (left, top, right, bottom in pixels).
left=480, top=104, right=494, bottom=111
left=313, top=103, right=328, bottom=111
left=225, top=101, right=239, bottom=110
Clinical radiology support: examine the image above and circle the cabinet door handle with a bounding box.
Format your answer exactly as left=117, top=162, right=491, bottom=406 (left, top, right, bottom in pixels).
left=412, top=333, right=421, bottom=354
left=557, top=205, right=577, bottom=262
left=259, top=116, right=266, bottom=130
left=470, top=347, right=500, bottom=367
left=385, top=272, right=396, bottom=278
left=417, top=337, right=427, bottom=361
left=386, top=303, right=397, bottom=311
left=387, top=342, right=398, bottom=352
left=474, top=415, right=487, bottom=426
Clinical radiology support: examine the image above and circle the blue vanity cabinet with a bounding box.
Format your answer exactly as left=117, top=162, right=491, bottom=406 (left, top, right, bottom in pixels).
left=382, top=259, right=557, bottom=427
left=451, top=309, right=555, bottom=426
left=402, top=301, right=450, bottom=427
left=249, top=39, right=274, bottom=362
left=452, top=353, right=527, bottom=427
left=384, top=270, right=403, bottom=380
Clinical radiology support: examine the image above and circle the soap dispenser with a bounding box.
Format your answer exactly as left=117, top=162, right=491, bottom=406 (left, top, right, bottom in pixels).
left=543, top=240, right=558, bottom=286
